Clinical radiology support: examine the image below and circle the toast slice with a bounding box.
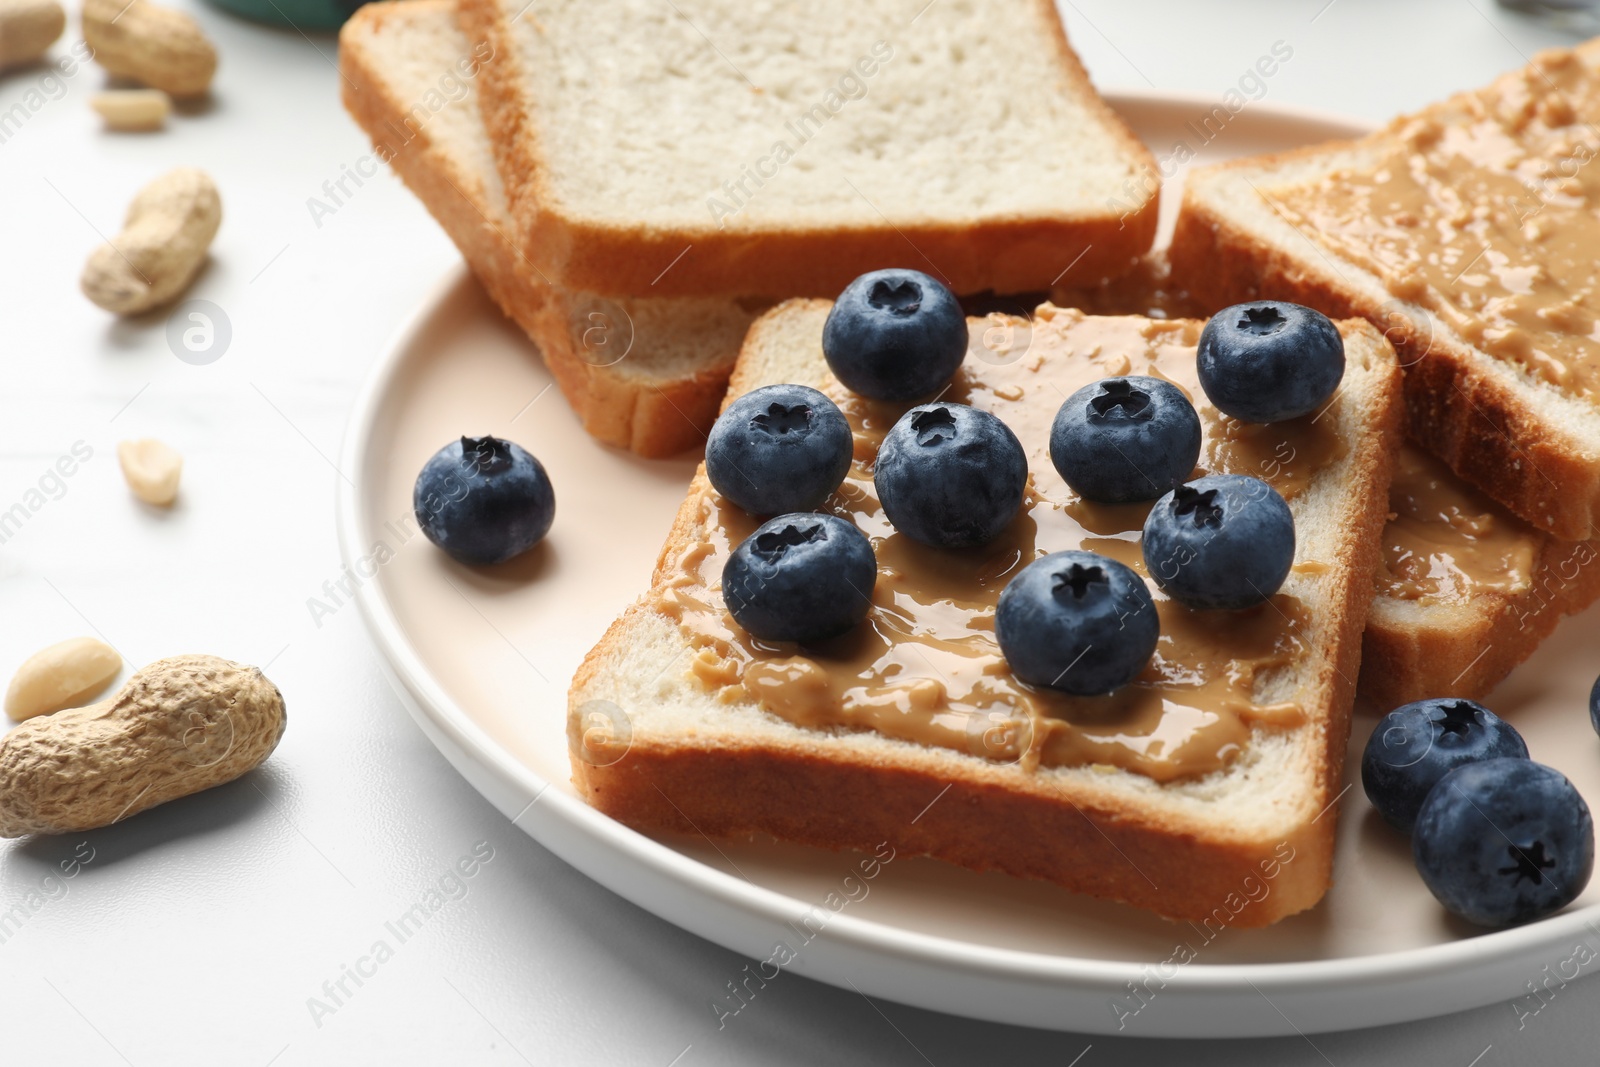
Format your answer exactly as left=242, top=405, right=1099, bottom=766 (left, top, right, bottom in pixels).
left=338, top=0, right=758, bottom=457
left=1362, top=444, right=1600, bottom=709
left=569, top=301, right=1402, bottom=925
left=1171, top=40, right=1600, bottom=541
left=455, top=0, right=1159, bottom=299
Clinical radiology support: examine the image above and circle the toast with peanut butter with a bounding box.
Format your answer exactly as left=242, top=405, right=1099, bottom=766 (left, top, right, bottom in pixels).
left=1362, top=444, right=1600, bottom=708
left=568, top=301, right=1402, bottom=926
left=1055, top=261, right=1600, bottom=709
left=338, top=0, right=759, bottom=457
left=1172, top=39, right=1600, bottom=542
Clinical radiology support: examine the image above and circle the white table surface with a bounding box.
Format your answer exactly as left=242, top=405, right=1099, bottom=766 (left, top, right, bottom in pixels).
left=1, top=0, right=1595, bottom=1062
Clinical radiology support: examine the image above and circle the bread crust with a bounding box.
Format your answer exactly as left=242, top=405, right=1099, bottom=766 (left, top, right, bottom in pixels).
left=569, top=702, right=1332, bottom=926
left=569, top=302, right=1403, bottom=926
left=456, top=0, right=1161, bottom=299
left=340, top=1, right=735, bottom=457
left=1360, top=534, right=1600, bottom=709
left=1170, top=157, right=1600, bottom=542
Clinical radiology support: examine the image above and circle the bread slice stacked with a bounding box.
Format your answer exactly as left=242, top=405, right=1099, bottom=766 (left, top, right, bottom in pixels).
left=1362, top=445, right=1600, bottom=708
left=1173, top=40, right=1600, bottom=543
left=569, top=301, right=1402, bottom=926
left=1056, top=262, right=1600, bottom=709
left=341, top=0, right=1158, bottom=455
left=339, top=0, right=757, bottom=456
left=1168, top=42, right=1600, bottom=707
left=456, top=0, right=1158, bottom=299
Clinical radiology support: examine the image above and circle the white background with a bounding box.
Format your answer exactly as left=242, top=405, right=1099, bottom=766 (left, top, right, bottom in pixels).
left=0, top=0, right=1595, bottom=1063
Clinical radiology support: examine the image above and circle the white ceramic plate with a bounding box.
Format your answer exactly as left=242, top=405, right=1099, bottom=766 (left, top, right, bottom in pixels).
left=337, top=92, right=1600, bottom=1037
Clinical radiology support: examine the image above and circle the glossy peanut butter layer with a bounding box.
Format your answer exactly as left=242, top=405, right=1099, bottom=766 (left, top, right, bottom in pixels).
left=1273, top=48, right=1600, bottom=400
left=654, top=308, right=1350, bottom=783
left=1379, top=445, right=1538, bottom=602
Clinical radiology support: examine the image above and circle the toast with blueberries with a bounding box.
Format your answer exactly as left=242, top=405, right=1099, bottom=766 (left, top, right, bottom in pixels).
left=568, top=273, right=1402, bottom=926
left=454, top=0, right=1159, bottom=299
left=1058, top=260, right=1600, bottom=710
left=338, top=0, right=760, bottom=457
left=1171, top=40, right=1600, bottom=542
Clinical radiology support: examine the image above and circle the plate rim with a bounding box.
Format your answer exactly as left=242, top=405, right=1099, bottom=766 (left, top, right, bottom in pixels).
left=335, top=92, right=1600, bottom=1035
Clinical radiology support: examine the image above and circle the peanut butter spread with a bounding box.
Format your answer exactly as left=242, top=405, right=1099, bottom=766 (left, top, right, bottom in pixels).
left=1274, top=47, right=1600, bottom=399
left=654, top=308, right=1350, bottom=782
left=1379, top=445, right=1538, bottom=602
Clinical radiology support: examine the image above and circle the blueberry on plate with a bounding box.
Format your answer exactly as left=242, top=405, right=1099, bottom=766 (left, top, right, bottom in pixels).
left=1049, top=375, right=1202, bottom=503
left=1196, top=301, right=1345, bottom=423
left=722, top=513, right=876, bottom=644
left=413, top=435, right=555, bottom=566
left=1361, top=697, right=1530, bottom=833
left=705, top=383, right=853, bottom=515
left=995, top=549, right=1159, bottom=696
left=873, top=403, right=1027, bottom=548
left=1141, top=474, right=1294, bottom=610
left=1413, top=758, right=1594, bottom=927
left=822, top=268, right=967, bottom=401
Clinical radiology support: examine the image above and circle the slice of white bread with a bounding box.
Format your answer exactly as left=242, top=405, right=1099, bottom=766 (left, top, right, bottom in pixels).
left=338, top=0, right=758, bottom=457
left=1171, top=40, right=1600, bottom=541
left=1361, top=444, right=1600, bottom=709
left=455, top=0, right=1160, bottom=299
left=569, top=301, right=1401, bottom=926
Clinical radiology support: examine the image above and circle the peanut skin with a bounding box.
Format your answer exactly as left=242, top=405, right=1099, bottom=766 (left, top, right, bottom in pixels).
left=82, top=0, right=215, bottom=97
left=0, top=655, right=285, bottom=836
left=81, top=167, right=221, bottom=315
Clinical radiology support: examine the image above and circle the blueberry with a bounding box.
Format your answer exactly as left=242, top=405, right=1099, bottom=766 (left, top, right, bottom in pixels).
left=1361, top=698, right=1530, bottom=833
left=1196, top=301, right=1345, bottom=423
left=413, top=435, right=554, bottom=565
left=1413, top=759, right=1594, bottom=927
left=705, top=384, right=853, bottom=515
left=1049, top=375, right=1202, bottom=503
left=722, top=513, right=876, bottom=644
left=822, top=268, right=967, bottom=401
left=1141, top=474, right=1294, bottom=610
left=873, top=403, right=1027, bottom=548
left=1590, top=673, right=1600, bottom=739
left=996, top=550, right=1159, bottom=696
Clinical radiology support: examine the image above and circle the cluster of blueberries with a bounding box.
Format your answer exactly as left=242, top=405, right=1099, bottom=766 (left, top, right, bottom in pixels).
left=1363, top=696, right=1593, bottom=928
left=404, top=266, right=1595, bottom=931
left=710, top=268, right=1344, bottom=699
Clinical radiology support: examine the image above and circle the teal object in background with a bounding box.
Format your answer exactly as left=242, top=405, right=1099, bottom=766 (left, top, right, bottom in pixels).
left=204, top=0, right=368, bottom=31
